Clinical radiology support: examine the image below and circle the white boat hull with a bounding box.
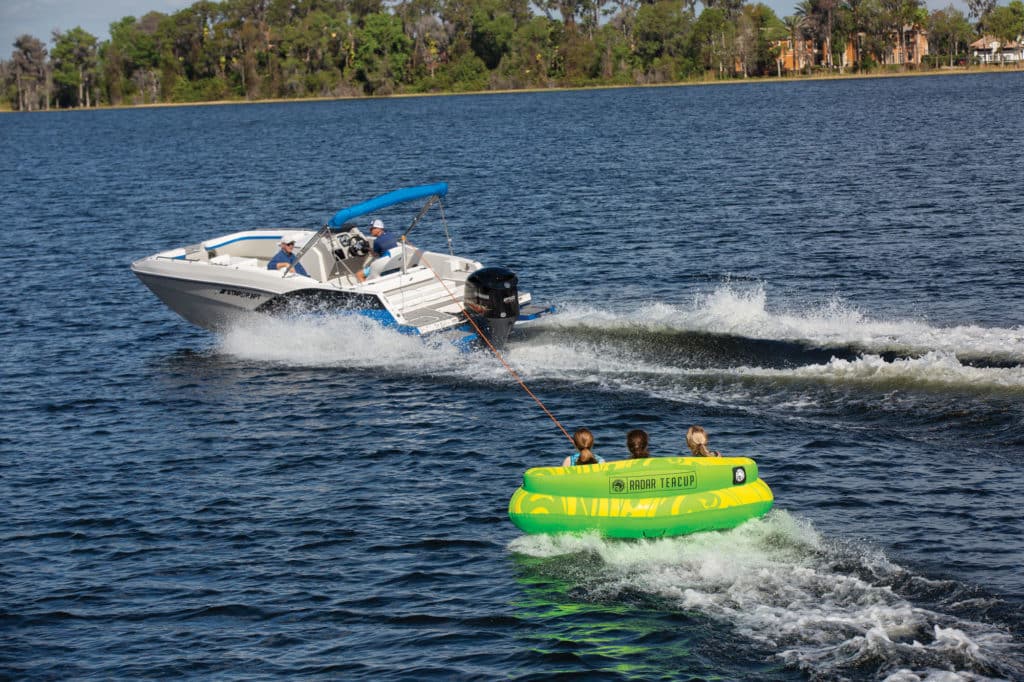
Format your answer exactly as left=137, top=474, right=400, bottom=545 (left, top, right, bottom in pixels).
left=133, top=268, right=276, bottom=331
left=131, top=228, right=551, bottom=343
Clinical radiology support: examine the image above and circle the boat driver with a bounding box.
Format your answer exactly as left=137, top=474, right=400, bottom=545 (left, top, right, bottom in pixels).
left=356, top=219, right=400, bottom=282
left=267, top=234, right=309, bottom=277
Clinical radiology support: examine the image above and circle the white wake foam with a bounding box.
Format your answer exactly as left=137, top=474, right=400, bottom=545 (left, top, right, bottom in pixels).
left=216, top=313, right=1024, bottom=399
left=505, top=339, right=1024, bottom=394
left=217, top=314, right=487, bottom=372
left=733, top=351, right=1024, bottom=392
left=545, top=283, right=1024, bottom=363
left=509, top=512, right=1021, bottom=680
left=212, top=285, right=1024, bottom=399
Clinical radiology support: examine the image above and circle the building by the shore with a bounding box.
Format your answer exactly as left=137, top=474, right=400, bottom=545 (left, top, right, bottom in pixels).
left=970, top=36, right=1024, bottom=64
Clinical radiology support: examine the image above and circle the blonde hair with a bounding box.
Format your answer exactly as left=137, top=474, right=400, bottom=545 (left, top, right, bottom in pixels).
left=573, top=428, right=597, bottom=465
left=686, top=425, right=714, bottom=457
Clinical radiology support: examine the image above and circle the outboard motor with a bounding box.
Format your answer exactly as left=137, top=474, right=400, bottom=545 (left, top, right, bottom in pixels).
left=464, top=267, right=519, bottom=347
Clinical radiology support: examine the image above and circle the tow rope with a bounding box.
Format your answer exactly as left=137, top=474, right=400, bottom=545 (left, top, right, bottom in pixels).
left=417, top=250, right=573, bottom=445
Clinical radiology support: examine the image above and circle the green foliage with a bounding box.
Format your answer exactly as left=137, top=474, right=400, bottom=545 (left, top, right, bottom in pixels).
left=279, top=56, right=307, bottom=96
left=471, top=0, right=518, bottom=69
left=51, top=27, right=99, bottom=107
left=736, top=3, right=785, bottom=76
left=1, top=86, right=15, bottom=110
left=8, top=35, right=48, bottom=110
left=692, top=7, right=736, bottom=75
left=920, top=52, right=964, bottom=67
left=588, top=23, right=632, bottom=82
left=171, top=74, right=231, bottom=101
left=110, top=15, right=160, bottom=70
left=354, top=12, right=411, bottom=93
left=306, top=67, right=344, bottom=96
left=928, top=5, right=973, bottom=65
left=983, top=2, right=1024, bottom=41
left=2, top=0, right=1017, bottom=106
left=443, top=53, right=491, bottom=91
left=633, top=1, right=694, bottom=72
left=493, top=16, right=563, bottom=88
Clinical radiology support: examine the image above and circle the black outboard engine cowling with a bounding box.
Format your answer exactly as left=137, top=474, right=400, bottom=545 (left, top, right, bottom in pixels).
left=464, top=267, right=519, bottom=347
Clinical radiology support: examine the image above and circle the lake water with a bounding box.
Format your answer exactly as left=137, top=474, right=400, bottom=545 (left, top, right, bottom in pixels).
left=3, top=73, right=1023, bottom=680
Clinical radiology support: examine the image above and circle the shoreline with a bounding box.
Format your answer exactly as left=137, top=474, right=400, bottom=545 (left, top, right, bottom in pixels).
left=3, top=64, right=1022, bottom=113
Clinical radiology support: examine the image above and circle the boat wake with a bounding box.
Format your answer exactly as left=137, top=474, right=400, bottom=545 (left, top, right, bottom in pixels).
left=500, top=282, right=1024, bottom=397
left=736, top=351, right=1024, bottom=392
left=510, top=512, right=1024, bottom=681
left=215, top=287, right=1024, bottom=399
left=506, top=341, right=1024, bottom=396
left=543, top=283, right=1024, bottom=367
left=217, top=314, right=467, bottom=370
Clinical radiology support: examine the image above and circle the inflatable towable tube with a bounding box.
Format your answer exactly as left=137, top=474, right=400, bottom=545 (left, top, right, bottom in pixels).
left=508, top=457, right=773, bottom=539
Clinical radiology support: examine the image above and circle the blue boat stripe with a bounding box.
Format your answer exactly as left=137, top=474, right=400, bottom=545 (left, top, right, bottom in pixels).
left=204, top=234, right=284, bottom=250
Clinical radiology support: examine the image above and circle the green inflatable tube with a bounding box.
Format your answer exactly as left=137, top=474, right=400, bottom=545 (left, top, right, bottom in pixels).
left=508, top=456, right=773, bottom=538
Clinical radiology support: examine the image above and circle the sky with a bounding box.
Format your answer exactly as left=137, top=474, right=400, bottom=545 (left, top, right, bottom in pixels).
left=1, top=0, right=194, bottom=53
left=2, top=0, right=971, bottom=58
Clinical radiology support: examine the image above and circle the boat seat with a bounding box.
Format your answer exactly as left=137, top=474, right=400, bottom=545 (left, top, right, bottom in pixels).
left=296, top=244, right=334, bottom=282
left=370, top=244, right=425, bottom=279
left=211, top=254, right=259, bottom=268
left=401, top=245, right=425, bottom=269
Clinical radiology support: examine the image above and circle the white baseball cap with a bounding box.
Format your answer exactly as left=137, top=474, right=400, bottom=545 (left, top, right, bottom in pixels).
left=371, top=219, right=384, bottom=230
left=281, top=233, right=304, bottom=246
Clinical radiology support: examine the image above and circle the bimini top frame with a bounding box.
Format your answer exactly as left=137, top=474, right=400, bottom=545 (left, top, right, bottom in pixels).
left=285, top=182, right=452, bottom=278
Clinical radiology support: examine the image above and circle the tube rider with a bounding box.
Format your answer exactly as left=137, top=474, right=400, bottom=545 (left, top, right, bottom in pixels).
left=356, top=219, right=399, bottom=282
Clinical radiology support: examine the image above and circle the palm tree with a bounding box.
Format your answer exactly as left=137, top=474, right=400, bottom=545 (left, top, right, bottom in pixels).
left=818, top=0, right=837, bottom=68
left=794, top=0, right=838, bottom=69
left=785, top=12, right=809, bottom=72
left=842, top=0, right=866, bottom=70
left=880, top=0, right=921, bottom=65
left=794, top=0, right=818, bottom=68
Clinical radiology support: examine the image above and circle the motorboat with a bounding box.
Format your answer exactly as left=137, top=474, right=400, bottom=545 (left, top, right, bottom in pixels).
left=131, top=183, right=553, bottom=346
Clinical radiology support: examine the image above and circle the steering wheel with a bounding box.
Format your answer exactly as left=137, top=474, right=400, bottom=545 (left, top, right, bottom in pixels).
left=347, top=235, right=369, bottom=258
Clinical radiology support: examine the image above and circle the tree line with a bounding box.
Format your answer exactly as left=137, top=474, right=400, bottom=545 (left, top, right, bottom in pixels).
left=2, top=0, right=1022, bottom=110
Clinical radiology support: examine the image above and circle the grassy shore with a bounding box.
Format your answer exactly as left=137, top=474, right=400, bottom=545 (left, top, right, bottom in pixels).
left=4, top=63, right=1022, bottom=113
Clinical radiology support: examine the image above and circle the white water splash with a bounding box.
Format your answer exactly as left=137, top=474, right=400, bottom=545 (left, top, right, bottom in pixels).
left=743, top=351, right=1024, bottom=392
left=545, top=283, right=1024, bottom=363
left=218, top=314, right=473, bottom=372
left=213, top=287, right=1024, bottom=395
left=509, top=512, right=1021, bottom=681
left=506, top=341, right=1024, bottom=394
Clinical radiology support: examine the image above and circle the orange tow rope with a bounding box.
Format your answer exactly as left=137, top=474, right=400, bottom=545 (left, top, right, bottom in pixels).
left=417, top=249, right=573, bottom=445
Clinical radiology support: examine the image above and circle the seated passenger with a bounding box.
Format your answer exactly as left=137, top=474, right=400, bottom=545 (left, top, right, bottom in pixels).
left=686, top=425, right=721, bottom=457
left=267, top=234, right=309, bottom=277
left=356, top=219, right=401, bottom=282
left=562, top=428, right=605, bottom=466
left=626, top=429, right=650, bottom=459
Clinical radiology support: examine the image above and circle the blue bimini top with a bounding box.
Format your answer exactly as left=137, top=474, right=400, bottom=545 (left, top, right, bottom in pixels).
left=327, top=183, right=448, bottom=228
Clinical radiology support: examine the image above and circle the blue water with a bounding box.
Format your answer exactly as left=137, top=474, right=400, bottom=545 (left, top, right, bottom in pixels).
left=3, top=72, right=1024, bottom=680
